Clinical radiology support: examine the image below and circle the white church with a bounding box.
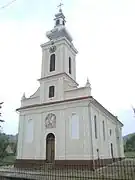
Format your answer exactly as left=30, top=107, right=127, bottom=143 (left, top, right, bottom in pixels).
left=15, top=6, right=124, bottom=169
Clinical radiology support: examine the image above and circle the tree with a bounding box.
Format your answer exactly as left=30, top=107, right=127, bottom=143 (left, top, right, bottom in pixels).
left=0, top=102, right=4, bottom=129
left=0, top=133, right=8, bottom=159
left=0, top=102, right=8, bottom=160
left=125, top=134, right=135, bottom=152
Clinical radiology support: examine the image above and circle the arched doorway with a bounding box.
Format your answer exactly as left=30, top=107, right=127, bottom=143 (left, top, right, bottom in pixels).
left=46, top=133, right=55, bottom=163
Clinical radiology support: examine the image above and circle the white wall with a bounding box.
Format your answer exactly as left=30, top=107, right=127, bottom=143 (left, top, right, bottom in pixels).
left=90, top=104, right=124, bottom=159
left=21, top=88, right=40, bottom=107
left=65, top=87, right=91, bottom=99
left=41, top=39, right=77, bottom=81
left=64, top=104, right=92, bottom=160
left=17, top=115, right=24, bottom=159
left=17, top=99, right=93, bottom=160
left=41, top=43, right=62, bottom=78
left=39, top=38, right=78, bottom=104
left=18, top=113, right=42, bottom=159
left=64, top=44, right=76, bottom=80
left=17, top=98, right=124, bottom=160
left=21, top=96, right=40, bottom=107
left=40, top=76, right=64, bottom=103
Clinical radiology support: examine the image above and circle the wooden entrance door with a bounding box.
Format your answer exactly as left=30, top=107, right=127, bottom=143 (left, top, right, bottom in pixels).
left=46, top=133, right=55, bottom=163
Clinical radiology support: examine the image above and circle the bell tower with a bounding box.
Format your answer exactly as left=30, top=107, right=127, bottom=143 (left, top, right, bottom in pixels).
left=39, top=5, right=78, bottom=103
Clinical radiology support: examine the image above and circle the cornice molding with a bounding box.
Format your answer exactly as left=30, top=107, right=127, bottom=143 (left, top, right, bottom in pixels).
left=40, top=37, right=78, bottom=55
left=38, top=72, right=79, bottom=86
left=16, top=96, right=91, bottom=111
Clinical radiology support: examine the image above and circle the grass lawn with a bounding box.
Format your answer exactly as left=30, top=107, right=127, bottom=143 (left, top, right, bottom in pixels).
left=0, top=155, right=16, bottom=166
left=125, top=151, right=135, bottom=157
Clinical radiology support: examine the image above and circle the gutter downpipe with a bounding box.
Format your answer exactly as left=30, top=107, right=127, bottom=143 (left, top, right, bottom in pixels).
left=88, top=99, right=95, bottom=170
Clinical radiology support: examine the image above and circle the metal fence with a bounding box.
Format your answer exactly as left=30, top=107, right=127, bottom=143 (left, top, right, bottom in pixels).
left=0, top=157, right=135, bottom=180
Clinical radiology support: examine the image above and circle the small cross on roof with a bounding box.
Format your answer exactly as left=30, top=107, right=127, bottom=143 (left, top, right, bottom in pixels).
left=57, top=2, right=63, bottom=12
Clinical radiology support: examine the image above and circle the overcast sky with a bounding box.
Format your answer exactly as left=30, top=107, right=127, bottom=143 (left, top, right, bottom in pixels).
left=0, top=0, right=135, bottom=136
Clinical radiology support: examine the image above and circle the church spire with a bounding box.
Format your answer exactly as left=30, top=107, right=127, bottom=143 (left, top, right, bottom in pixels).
left=54, top=3, right=66, bottom=27
left=46, top=3, right=73, bottom=42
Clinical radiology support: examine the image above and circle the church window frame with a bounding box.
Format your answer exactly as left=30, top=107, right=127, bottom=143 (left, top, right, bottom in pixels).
left=56, top=19, right=60, bottom=26
left=103, top=120, right=105, bottom=141
left=50, top=54, right=55, bottom=72
left=70, top=113, right=79, bottom=139
left=97, top=148, right=100, bottom=159
left=69, top=57, right=72, bottom=74
left=94, top=115, right=97, bottom=139
left=25, top=119, right=33, bottom=143
left=49, top=86, right=55, bottom=98
left=111, top=143, right=114, bottom=158
left=110, top=129, right=112, bottom=136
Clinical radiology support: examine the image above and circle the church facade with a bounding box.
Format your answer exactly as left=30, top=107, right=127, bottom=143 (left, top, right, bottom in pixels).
left=16, top=7, right=124, bottom=168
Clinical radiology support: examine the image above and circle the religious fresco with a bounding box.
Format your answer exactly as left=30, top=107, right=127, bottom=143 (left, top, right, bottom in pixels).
left=45, top=113, right=56, bottom=129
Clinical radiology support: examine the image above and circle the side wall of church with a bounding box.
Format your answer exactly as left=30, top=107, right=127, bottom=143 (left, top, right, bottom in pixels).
left=90, top=104, right=124, bottom=160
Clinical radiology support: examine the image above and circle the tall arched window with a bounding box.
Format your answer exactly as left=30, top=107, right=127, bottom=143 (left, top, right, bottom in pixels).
left=111, top=143, right=113, bottom=158
left=70, top=114, right=79, bottom=139
left=103, top=120, right=105, bottom=140
left=69, top=57, right=71, bottom=74
left=110, top=129, right=112, bottom=136
left=25, top=119, right=33, bottom=143
left=94, top=115, right=97, bottom=139
left=97, top=149, right=100, bottom=159
left=50, top=54, right=55, bottom=72
left=56, top=19, right=60, bottom=26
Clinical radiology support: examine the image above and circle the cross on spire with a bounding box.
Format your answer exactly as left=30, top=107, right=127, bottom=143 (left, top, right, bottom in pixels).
left=57, top=2, right=63, bottom=12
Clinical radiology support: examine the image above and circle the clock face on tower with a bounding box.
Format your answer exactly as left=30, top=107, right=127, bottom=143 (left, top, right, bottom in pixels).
left=49, top=46, right=56, bottom=53
left=45, top=113, right=56, bottom=129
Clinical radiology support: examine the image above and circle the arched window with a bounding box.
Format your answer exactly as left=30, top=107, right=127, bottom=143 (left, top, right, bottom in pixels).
left=63, top=21, right=65, bottom=25
left=69, top=57, right=71, bottom=74
left=49, top=86, right=55, bottom=98
left=50, top=54, right=55, bottom=72
left=110, top=129, right=112, bottom=136
left=97, top=149, right=100, bottom=159
left=94, top=115, right=97, bottom=139
left=103, top=120, right=105, bottom=140
left=111, top=143, right=113, bottom=158
left=56, top=19, right=60, bottom=26
left=25, top=119, right=33, bottom=143
left=70, top=114, right=79, bottom=139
